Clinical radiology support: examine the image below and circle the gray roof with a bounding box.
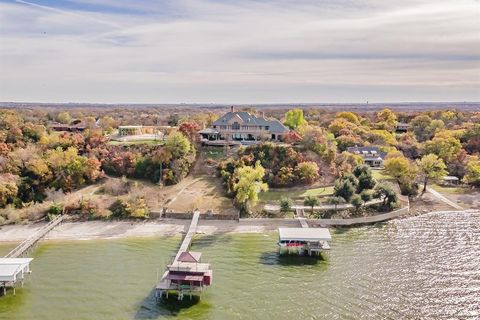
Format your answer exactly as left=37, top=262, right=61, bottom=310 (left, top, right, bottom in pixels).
left=347, top=146, right=386, bottom=160
left=198, top=128, right=219, bottom=134
left=213, top=111, right=289, bottom=133
left=278, top=228, right=331, bottom=242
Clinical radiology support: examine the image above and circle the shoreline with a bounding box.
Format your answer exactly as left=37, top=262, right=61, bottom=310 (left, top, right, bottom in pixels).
left=0, top=210, right=474, bottom=243
left=0, top=218, right=301, bottom=243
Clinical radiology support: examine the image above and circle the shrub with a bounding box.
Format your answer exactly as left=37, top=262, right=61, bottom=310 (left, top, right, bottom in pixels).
left=279, top=197, right=293, bottom=213
left=327, top=196, right=346, bottom=210
left=3, top=206, right=20, bottom=224
left=334, top=179, right=356, bottom=202
left=110, top=196, right=149, bottom=219
left=374, top=183, right=398, bottom=209
left=350, top=194, right=363, bottom=212
left=48, top=203, right=64, bottom=215
left=360, top=190, right=372, bottom=204
left=304, top=195, right=319, bottom=215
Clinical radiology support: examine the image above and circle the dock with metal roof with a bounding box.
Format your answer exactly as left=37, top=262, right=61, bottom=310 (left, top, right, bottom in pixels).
left=278, top=227, right=332, bottom=256
left=155, top=211, right=213, bottom=301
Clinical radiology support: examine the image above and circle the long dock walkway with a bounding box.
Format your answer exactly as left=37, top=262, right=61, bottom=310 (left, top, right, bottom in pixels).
left=156, top=210, right=213, bottom=301
left=4, top=214, right=64, bottom=258
left=173, top=211, right=200, bottom=262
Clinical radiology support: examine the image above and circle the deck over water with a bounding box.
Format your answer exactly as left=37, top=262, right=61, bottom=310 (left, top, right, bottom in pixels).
left=155, top=211, right=208, bottom=299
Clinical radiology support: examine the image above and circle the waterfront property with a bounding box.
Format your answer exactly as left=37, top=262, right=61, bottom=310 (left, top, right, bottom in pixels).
left=278, top=228, right=331, bottom=256
left=347, top=146, right=386, bottom=167
left=155, top=212, right=213, bottom=301
left=199, top=106, right=289, bottom=146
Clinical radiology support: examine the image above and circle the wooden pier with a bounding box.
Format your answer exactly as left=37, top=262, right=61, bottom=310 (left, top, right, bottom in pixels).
left=1, top=214, right=64, bottom=296
left=173, top=211, right=200, bottom=262
left=156, top=211, right=213, bottom=301
left=4, top=214, right=64, bottom=258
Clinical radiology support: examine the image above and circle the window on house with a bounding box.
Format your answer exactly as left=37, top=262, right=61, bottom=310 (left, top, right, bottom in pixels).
left=232, top=122, right=240, bottom=130
left=265, top=126, right=270, bottom=130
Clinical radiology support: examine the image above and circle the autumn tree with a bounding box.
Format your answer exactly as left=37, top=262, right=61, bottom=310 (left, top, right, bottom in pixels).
left=179, top=121, right=201, bottom=142
left=165, top=131, right=195, bottom=159
left=463, top=157, right=480, bottom=187
left=336, top=111, right=360, bottom=124
left=384, top=152, right=416, bottom=182
left=56, top=112, right=72, bottom=124
left=283, top=131, right=302, bottom=144
left=424, top=131, right=462, bottom=164
left=410, top=115, right=433, bottom=141
left=295, top=161, right=319, bottom=184
left=0, top=174, right=18, bottom=208
left=232, top=161, right=268, bottom=214
left=463, top=124, right=480, bottom=154
left=302, top=126, right=336, bottom=160
left=376, top=108, right=397, bottom=131
left=397, top=132, right=421, bottom=159
left=417, top=154, right=447, bottom=192
left=284, top=109, right=307, bottom=130
left=45, top=147, right=101, bottom=192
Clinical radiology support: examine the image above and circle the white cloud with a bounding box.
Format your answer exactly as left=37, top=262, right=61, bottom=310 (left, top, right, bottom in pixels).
left=0, top=0, right=478, bottom=103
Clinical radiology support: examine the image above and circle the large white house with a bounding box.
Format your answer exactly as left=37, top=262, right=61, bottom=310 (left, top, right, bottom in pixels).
left=347, top=146, right=386, bottom=167
left=199, top=107, right=289, bottom=145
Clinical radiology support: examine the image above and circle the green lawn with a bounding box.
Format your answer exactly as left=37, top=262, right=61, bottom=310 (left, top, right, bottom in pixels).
left=201, top=147, right=225, bottom=160
left=372, top=169, right=394, bottom=181
left=430, top=183, right=471, bottom=195
left=107, top=139, right=164, bottom=146
left=259, top=186, right=334, bottom=202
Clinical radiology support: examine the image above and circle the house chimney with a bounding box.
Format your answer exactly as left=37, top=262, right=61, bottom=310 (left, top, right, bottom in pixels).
left=231, top=106, right=234, bottom=112
left=262, top=111, right=265, bottom=118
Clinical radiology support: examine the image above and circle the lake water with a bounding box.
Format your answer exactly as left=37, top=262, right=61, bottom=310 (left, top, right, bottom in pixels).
left=0, top=211, right=479, bottom=319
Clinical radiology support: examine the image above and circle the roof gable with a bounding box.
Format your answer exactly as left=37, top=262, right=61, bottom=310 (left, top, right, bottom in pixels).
left=177, top=251, right=202, bottom=263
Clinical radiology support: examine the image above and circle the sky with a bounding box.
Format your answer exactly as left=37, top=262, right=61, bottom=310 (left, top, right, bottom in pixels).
left=0, top=0, right=479, bottom=104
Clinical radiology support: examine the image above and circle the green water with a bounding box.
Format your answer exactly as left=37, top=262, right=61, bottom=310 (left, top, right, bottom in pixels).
left=0, top=211, right=479, bottom=319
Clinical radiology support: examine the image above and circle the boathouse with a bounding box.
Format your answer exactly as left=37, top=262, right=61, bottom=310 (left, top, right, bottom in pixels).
left=155, top=211, right=213, bottom=301
left=156, top=251, right=213, bottom=300
left=0, top=258, right=33, bottom=295
left=278, top=228, right=331, bottom=256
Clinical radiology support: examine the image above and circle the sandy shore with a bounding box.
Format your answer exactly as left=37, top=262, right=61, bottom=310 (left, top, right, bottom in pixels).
left=0, top=219, right=302, bottom=243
